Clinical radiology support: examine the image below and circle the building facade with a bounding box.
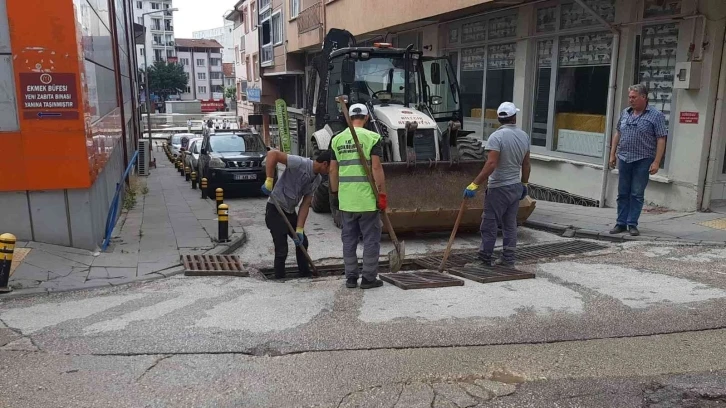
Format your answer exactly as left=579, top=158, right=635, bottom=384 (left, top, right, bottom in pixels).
left=275, top=0, right=726, bottom=213
left=193, top=20, right=236, bottom=64
left=0, top=0, right=141, bottom=249
left=226, top=0, right=259, bottom=127
left=133, top=0, right=176, bottom=68
left=175, top=38, right=224, bottom=101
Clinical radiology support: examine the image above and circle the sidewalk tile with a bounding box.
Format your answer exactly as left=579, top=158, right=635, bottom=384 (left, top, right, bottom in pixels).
left=88, top=267, right=137, bottom=280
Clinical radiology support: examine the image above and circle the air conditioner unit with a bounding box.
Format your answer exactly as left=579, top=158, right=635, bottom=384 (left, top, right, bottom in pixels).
left=138, top=139, right=151, bottom=176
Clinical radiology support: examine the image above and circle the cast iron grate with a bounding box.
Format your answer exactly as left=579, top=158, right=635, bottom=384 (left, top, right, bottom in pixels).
left=259, top=259, right=418, bottom=280
left=447, top=264, right=535, bottom=284
left=379, top=271, right=465, bottom=290
left=182, top=254, right=248, bottom=277
left=415, top=240, right=609, bottom=270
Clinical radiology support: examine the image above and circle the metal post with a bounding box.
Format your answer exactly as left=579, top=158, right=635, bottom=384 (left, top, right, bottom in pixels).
left=215, top=188, right=224, bottom=213
left=185, top=166, right=191, bottom=181
left=201, top=178, right=208, bottom=199
left=191, top=172, right=197, bottom=189
left=143, top=14, right=153, bottom=165
left=0, top=233, right=16, bottom=293
left=218, top=204, right=229, bottom=242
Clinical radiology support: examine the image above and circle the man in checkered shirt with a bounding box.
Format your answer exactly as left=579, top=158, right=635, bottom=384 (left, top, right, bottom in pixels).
left=608, top=84, right=667, bottom=236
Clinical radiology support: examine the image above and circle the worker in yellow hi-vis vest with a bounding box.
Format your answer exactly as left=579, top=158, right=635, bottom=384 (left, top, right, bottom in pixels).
left=329, top=104, right=387, bottom=290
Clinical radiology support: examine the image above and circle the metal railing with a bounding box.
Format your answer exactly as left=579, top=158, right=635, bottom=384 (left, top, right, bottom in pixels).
left=102, top=150, right=139, bottom=251
left=297, top=2, right=321, bottom=35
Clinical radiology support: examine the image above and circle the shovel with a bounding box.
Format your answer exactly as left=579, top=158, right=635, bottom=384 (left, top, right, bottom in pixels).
left=438, top=198, right=468, bottom=272
left=269, top=195, right=320, bottom=277
left=336, top=96, right=405, bottom=273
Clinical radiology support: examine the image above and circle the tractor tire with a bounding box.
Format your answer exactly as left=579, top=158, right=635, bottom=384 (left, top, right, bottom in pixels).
left=457, top=136, right=486, bottom=161
left=312, top=177, right=331, bottom=213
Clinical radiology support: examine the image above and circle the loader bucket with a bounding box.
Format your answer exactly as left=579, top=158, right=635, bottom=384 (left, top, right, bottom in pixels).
left=382, top=161, right=536, bottom=234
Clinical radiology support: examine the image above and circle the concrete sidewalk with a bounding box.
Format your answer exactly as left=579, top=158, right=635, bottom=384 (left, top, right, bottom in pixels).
left=526, top=201, right=726, bottom=244
left=3, top=156, right=245, bottom=298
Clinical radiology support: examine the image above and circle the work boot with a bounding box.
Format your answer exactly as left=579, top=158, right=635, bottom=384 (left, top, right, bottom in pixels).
left=609, top=225, right=627, bottom=234
left=629, top=226, right=640, bottom=236
left=360, top=278, right=383, bottom=289
left=494, top=258, right=515, bottom=268
left=346, top=277, right=358, bottom=288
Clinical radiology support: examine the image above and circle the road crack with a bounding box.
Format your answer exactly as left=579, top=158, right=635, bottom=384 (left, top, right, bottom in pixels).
left=136, top=354, right=172, bottom=382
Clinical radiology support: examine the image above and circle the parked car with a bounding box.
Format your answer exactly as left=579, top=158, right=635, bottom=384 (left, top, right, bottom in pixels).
left=169, top=133, right=194, bottom=158
left=198, top=131, right=268, bottom=196
left=184, top=137, right=203, bottom=175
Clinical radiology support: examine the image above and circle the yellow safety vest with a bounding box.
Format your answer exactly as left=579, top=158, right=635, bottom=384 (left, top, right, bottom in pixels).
left=331, top=127, right=380, bottom=212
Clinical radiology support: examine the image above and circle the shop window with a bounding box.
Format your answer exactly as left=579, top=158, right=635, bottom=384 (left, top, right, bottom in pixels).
left=488, top=14, right=517, bottom=40
left=554, top=32, right=613, bottom=158
left=532, top=39, right=553, bottom=147
left=560, top=0, right=614, bottom=30
left=536, top=6, right=557, bottom=33
left=644, top=0, right=681, bottom=18
left=460, top=47, right=485, bottom=139
left=638, top=23, right=678, bottom=128
left=484, top=43, right=515, bottom=140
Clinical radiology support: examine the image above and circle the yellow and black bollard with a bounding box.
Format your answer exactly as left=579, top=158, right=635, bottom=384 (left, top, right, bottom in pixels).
left=185, top=166, right=191, bottom=181
left=178, top=160, right=184, bottom=175
left=191, top=172, right=197, bottom=190
left=215, top=188, right=224, bottom=213
left=218, top=204, right=229, bottom=242
left=0, top=233, right=15, bottom=293
left=201, top=178, right=208, bottom=199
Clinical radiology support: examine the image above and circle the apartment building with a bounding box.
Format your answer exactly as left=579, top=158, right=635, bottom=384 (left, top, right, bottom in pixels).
left=133, top=0, right=176, bottom=68
left=275, top=0, right=726, bottom=214
left=0, top=0, right=141, bottom=248
left=192, top=20, right=236, bottom=64
left=175, top=38, right=224, bottom=102
left=226, top=0, right=260, bottom=127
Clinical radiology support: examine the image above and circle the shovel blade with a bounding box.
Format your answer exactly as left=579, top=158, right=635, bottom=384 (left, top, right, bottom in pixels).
left=387, top=240, right=405, bottom=273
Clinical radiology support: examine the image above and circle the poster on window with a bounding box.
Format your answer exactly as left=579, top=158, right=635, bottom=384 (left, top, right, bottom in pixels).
left=487, top=43, right=516, bottom=70
left=488, top=15, right=517, bottom=39
left=461, top=20, right=486, bottom=43
left=639, top=23, right=679, bottom=125
left=559, top=32, right=613, bottom=67
left=461, top=47, right=486, bottom=71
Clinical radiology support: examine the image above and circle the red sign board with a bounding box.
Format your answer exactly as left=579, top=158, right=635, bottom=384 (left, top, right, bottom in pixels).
left=19, top=73, right=80, bottom=120
left=679, top=111, right=699, bottom=124
left=201, top=99, right=225, bottom=113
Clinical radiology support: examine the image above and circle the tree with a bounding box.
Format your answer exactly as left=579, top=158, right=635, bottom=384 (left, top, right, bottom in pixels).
left=224, top=86, right=237, bottom=100
left=144, top=61, right=188, bottom=100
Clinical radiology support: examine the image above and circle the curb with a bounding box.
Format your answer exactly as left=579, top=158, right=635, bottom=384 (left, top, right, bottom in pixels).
left=524, top=220, right=726, bottom=247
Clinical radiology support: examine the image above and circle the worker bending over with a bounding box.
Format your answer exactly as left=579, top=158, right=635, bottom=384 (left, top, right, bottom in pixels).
left=261, top=150, right=331, bottom=279
left=464, top=102, right=531, bottom=266
left=330, top=104, right=387, bottom=289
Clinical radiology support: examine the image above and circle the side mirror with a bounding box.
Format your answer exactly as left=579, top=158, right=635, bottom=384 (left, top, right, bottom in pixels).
left=430, top=62, right=442, bottom=85
left=341, top=58, right=355, bottom=85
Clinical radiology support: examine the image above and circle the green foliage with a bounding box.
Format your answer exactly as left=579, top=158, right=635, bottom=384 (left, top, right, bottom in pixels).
left=123, top=187, right=137, bottom=211
left=143, top=61, right=188, bottom=99
left=224, top=86, right=237, bottom=99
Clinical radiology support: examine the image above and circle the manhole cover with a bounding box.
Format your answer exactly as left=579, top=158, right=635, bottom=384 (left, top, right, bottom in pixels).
left=448, top=265, right=535, bottom=284
left=379, top=271, right=464, bottom=290
left=259, top=259, right=417, bottom=280
left=415, top=240, right=609, bottom=270
left=182, top=254, right=247, bottom=277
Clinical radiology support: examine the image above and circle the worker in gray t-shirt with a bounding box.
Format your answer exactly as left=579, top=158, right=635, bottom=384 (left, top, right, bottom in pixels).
left=261, top=150, right=331, bottom=279
left=463, top=102, right=532, bottom=266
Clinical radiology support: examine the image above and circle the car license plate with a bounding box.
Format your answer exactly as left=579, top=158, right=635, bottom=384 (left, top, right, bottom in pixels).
left=234, top=174, right=257, bottom=181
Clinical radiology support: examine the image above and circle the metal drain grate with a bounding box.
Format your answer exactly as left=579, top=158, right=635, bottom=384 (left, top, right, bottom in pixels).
left=379, top=271, right=465, bottom=290
left=182, top=254, right=248, bottom=277
left=259, top=259, right=417, bottom=280
left=415, top=240, right=609, bottom=270
left=447, top=265, right=535, bottom=284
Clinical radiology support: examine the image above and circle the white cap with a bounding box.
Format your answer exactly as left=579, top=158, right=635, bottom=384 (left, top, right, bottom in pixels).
left=349, top=103, right=369, bottom=117
left=497, top=102, right=520, bottom=118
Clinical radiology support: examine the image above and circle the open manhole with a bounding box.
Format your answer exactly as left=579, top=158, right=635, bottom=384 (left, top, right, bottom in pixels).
left=182, top=254, right=248, bottom=277
left=379, top=271, right=464, bottom=290
left=415, top=240, right=609, bottom=270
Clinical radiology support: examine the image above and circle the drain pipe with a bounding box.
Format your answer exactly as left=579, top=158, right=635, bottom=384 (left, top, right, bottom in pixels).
left=572, top=0, right=621, bottom=208
left=699, top=29, right=726, bottom=211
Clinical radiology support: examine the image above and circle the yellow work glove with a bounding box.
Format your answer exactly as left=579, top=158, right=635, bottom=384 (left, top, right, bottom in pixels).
left=463, top=182, right=479, bottom=199
left=295, top=227, right=305, bottom=247
left=261, top=177, right=274, bottom=195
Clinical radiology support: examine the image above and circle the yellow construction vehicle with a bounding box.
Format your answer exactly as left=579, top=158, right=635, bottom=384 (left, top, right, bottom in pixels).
left=308, top=29, right=534, bottom=232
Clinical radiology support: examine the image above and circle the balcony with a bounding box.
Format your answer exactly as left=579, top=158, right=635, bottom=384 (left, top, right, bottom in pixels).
left=296, top=1, right=323, bottom=50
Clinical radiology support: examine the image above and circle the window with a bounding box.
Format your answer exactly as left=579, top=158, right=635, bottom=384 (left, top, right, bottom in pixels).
left=165, top=20, right=173, bottom=31
left=186, top=86, right=191, bottom=93
left=259, top=0, right=271, bottom=12
left=246, top=55, right=251, bottom=81
left=210, top=58, right=221, bottom=66
left=198, top=72, right=207, bottom=80
left=151, top=19, right=161, bottom=30
left=244, top=7, right=249, bottom=33
left=198, top=86, right=207, bottom=94
left=136, top=1, right=142, bottom=9
left=252, top=54, right=259, bottom=81
left=531, top=40, right=553, bottom=147
left=290, top=0, right=300, bottom=18
left=251, top=2, right=258, bottom=28
left=154, top=49, right=163, bottom=62
left=235, top=46, right=240, bottom=64
left=261, top=9, right=273, bottom=64
left=164, top=3, right=170, bottom=9
left=484, top=43, right=515, bottom=140
left=180, top=58, right=189, bottom=65
left=137, top=16, right=143, bottom=25
left=211, top=72, right=223, bottom=80
left=460, top=47, right=485, bottom=140
left=151, top=2, right=160, bottom=10
left=272, top=12, right=282, bottom=45
left=140, top=48, right=145, bottom=56
left=196, top=59, right=205, bottom=66
left=166, top=49, right=174, bottom=58
left=153, top=34, right=162, bottom=45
